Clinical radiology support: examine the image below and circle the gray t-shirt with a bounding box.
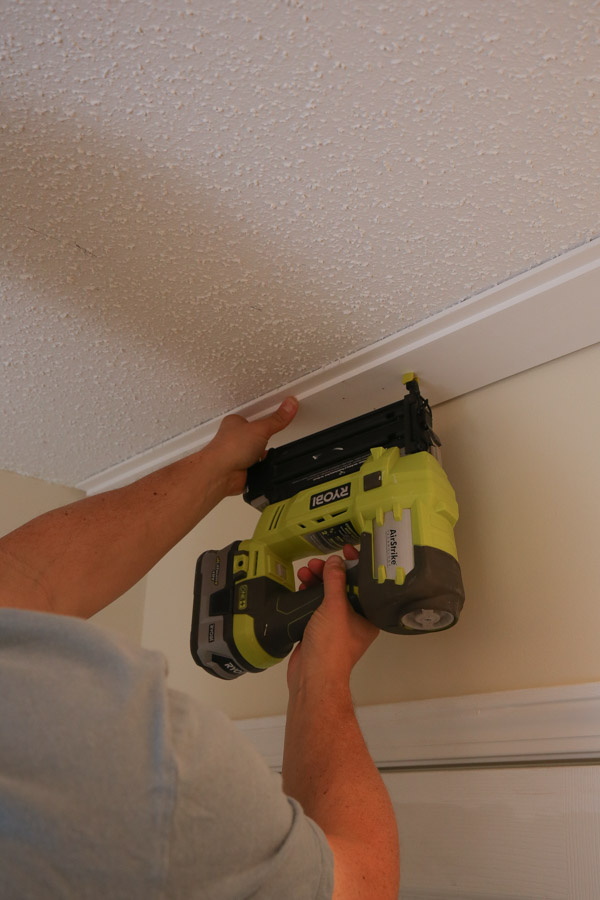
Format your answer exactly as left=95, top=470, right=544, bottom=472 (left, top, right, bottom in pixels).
left=0, top=609, right=334, bottom=899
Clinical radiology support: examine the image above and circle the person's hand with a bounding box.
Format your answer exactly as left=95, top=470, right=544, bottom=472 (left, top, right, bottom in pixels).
left=287, top=544, right=379, bottom=695
left=206, top=397, right=298, bottom=496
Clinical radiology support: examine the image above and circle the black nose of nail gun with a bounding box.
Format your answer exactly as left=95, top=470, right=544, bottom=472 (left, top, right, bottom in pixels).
left=191, top=375, right=465, bottom=679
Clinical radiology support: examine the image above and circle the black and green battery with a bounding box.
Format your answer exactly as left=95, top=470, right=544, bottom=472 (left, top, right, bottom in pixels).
left=190, top=376, right=465, bottom=679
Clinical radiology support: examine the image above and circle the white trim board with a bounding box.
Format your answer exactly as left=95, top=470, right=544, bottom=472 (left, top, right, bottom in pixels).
left=235, top=682, right=600, bottom=771
left=79, top=236, right=600, bottom=494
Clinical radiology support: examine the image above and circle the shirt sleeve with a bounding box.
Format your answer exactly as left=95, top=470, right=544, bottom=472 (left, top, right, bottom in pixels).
left=163, top=687, right=334, bottom=900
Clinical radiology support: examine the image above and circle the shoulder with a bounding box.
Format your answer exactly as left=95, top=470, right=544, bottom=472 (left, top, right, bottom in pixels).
left=0, top=610, right=174, bottom=898
left=0, top=610, right=334, bottom=899
left=164, top=687, right=334, bottom=899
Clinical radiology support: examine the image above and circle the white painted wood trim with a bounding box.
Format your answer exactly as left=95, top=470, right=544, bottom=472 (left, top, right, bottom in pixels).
left=235, top=682, right=600, bottom=770
left=78, top=236, right=600, bottom=494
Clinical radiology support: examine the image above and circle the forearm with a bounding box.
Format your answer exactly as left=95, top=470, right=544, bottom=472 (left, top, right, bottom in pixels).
left=282, top=679, right=399, bottom=899
left=0, top=399, right=298, bottom=619
left=0, top=445, right=229, bottom=618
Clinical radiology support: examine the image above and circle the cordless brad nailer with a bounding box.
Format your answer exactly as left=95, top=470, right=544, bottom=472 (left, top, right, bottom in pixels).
left=191, top=376, right=465, bottom=679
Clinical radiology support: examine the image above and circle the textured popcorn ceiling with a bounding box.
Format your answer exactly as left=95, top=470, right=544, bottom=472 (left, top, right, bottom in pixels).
left=1, top=0, right=599, bottom=485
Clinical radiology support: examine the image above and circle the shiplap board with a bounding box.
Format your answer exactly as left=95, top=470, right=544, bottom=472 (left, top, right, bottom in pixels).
left=78, top=235, right=600, bottom=494
left=237, top=684, right=600, bottom=897
left=235, top=682, right=600, bottom=771
left=388, top=765, right=600, bottom=900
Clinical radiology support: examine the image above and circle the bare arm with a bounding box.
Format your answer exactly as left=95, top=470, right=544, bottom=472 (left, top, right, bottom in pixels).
left=0, top=398, right=298, bottom=618
left=282, top=553, right=400, bottom=900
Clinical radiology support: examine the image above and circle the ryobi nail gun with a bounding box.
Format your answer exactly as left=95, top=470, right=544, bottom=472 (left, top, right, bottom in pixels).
left=191, top=376, right=465, bottom=679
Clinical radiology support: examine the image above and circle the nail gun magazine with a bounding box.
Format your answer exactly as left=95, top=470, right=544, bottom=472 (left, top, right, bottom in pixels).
left=191, top=376, right=465, bottom=679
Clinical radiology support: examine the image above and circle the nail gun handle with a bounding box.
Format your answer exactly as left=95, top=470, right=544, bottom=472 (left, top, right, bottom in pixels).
left=280, top=560, right=361, bottom=644
left=283, top=585, right=325, bottom=644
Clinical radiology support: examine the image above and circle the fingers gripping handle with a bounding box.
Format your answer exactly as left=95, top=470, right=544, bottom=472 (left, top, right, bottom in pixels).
left=278, top=559, right=360, bottom=644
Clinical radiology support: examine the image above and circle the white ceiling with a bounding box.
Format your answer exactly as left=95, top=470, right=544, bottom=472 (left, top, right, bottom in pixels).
left=1, top=0, right=599, bottom=487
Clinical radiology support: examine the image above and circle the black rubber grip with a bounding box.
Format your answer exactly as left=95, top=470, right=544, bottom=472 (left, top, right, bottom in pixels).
left=283, top=585, right=325, bottom=643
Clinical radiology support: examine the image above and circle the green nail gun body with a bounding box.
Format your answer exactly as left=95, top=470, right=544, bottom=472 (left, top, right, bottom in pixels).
left=191, top=377, right=465, bottom=679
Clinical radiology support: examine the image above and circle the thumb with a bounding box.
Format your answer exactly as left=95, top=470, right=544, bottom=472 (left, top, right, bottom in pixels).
left=257, top=397, right=298, bottom=439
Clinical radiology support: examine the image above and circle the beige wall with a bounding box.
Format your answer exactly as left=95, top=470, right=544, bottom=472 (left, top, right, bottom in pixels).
left=0, top=470, right=145, bottom=643
left=141, top=342, right=600, bottom=720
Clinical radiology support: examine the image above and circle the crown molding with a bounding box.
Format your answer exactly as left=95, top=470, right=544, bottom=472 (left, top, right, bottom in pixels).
left=78, top=236, right=600, bottom=494
left=235, top=681, right=600, bottom=771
